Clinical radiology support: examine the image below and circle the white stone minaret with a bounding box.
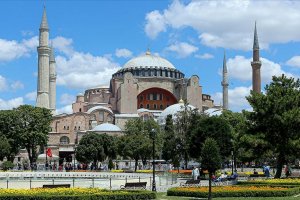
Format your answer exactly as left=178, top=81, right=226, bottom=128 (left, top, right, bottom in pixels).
left=49, top=46, right=56, bottom=113
left=36, top=7, right=50, bottom=109
left=222, top=51, right=229, bottom=110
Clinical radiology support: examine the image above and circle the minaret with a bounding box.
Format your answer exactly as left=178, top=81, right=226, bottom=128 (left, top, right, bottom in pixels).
left=49, top=46, right=56, bottom=113
left=221, top=51, right=229, bottom=110
left=251, top=22, right=262, bottom=93
left=36, top=7, right=50, bottom=108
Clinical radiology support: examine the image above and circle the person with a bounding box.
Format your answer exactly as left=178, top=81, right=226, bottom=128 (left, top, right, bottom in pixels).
left=192, top=166, right=200, bottom=180
left=253, top=168, right=258, bottom=175
left=230, top=170, right=238, bottom=180
left=263, top=165, right=270, bottom=177
left=285, top=165, right=292, bottom=178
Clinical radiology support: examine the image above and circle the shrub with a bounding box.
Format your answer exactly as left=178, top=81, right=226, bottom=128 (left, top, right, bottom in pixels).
left=1, top=161, right=14, bottom=171
left=0, top=188, right=156, bottom=200
left=167, top=185, right=300, bottom=198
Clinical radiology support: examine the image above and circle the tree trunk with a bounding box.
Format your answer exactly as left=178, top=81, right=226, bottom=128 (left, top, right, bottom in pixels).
left=26, top=147, right=33, bottom=168
left=134, top=159, right=138, bottom=172
left=208, top=172, right=212, bottom=200
left=275, top=153, right=285, bottom=178
left=184, top=151, right=188, bottom=169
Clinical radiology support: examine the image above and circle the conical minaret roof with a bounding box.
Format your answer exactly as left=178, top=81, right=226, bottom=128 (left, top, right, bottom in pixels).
left=253, top=21, right=259, bottom=50
left=40, top=7, right=49, bottom=30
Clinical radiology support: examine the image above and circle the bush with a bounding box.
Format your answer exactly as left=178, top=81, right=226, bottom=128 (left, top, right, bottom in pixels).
left=167, top=186, right=300, bottom=198
left=238, top=178, right=300, bottom=186
left=0, top=188, right=156, bottom=200
left=1, top=161, right=14, bottom=171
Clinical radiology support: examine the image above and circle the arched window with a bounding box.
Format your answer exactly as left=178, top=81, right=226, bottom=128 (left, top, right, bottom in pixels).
left=79, top=108, right=82, bottom=112
left=60, top=136, right=70, bottom=145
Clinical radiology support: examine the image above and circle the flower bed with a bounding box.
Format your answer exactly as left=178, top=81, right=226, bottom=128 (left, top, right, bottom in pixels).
left=167, top=185, right=300, bottom=198
left=239, top=178, right=300, bottom=186
left=0, top=188, right=156, bottom=200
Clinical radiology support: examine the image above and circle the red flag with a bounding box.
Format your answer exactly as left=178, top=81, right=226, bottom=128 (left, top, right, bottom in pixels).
left=46, top=148, right=52, bottom=157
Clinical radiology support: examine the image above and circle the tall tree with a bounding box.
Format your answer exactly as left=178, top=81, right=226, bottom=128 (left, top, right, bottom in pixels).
left=201, top=138, right=222, bottom=200
left=16, top=105, right=52, bottom=166
left=173, top=101, right=198, bottom=169
left=0, top=136, right=11, bottom=161
left=190, top=116, right=232, bottom=161
left=247, top=75, right=300, bottom=178
left=0, top=110, right=22, bottom=161
left=118, top=118, right=161, bottom=171
left=162, top=115, right=177, bottom=162
left=76, top=132, right=117, bottom=165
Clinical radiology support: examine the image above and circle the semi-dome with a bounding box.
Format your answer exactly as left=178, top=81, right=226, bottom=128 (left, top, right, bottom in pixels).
left=123, top=50, right=175, bottom=69
left=158, top=101, right=196, bottom=124
left=92, top=123, right=121, bottom=132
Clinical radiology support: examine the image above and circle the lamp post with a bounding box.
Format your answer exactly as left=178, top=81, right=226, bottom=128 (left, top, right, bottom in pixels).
left=150, top=128, right=156, bottom=192
left=231, top=150, right=234, bottom=175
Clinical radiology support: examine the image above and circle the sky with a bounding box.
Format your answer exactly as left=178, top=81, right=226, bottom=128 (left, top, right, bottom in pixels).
left=1, top=0, right=300, bottom=113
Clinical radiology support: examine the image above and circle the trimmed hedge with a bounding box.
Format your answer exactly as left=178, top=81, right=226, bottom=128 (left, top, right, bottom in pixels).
left=0, top=189, right=156, bottom=200
left=238, top=179, right=300, bottom=186
left=167, top=186, right=300, bottom=198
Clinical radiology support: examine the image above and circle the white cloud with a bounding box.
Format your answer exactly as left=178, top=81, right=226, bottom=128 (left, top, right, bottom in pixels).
left=25, top=91, right=37, bottom=101
left=60, top=93, right=75, bottom=105
left=52, top=36, right=74, bottom=56
left=0, top=36, right=38, bottom=62
left=212, top=86, right=252, bottom=112
left=115, top=48, right=133, bottom=58
left=227, top=56, right=293, bottom=83
left=165, top=42, right=198, bottom=58
left=0, top=97, right=24, bottom=110
left=286, top=56, right=300, bottom=68
left=21, top=30, right=34, bottom=37
left=195, top=53, right=214, bottom=59
left=145, top=10, right=167, bottom=39
left=11, top=81, right=24, bottom=90
left=51, top=36, right=121, bottom=89
left=0, top=75, right=8, bottom=91
left=56, top=105, right=73, bottom=115
left=145, top=0, right=300, bottom=50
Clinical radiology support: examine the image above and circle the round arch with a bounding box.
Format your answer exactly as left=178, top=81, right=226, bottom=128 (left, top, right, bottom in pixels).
left=137, top=87, right=177, bottom=110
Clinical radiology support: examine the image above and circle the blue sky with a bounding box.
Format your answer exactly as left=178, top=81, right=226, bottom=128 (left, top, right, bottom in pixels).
left=1, top=0, right=300, bottom=113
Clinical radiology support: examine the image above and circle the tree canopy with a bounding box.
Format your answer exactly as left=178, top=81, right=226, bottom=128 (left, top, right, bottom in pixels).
left=76, top=132, right=117, bottom=165
left=246, top=74, right=300, bottom=178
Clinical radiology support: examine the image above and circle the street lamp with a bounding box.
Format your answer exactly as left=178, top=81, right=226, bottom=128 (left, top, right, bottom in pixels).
left=150, top=128, right=156, bottom=192
left=231, top=150, right=234, bottom=175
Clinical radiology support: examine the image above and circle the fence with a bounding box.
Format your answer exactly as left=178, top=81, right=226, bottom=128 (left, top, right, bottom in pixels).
left=0, top=172, right=177, bottom=191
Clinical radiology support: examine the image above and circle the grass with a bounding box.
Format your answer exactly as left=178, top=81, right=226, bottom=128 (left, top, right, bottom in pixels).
left=156, top=192, right=300, bottom=200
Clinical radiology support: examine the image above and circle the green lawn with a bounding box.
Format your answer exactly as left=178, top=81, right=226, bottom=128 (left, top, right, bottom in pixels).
left=156, top=193, right=300, bottom=200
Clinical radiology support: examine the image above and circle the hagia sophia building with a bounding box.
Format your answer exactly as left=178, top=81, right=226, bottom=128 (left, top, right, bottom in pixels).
left=34, top=8, right=261, bottom=163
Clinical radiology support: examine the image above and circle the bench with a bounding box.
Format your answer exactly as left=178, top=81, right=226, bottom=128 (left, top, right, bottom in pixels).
left=42, top=184, right=71, bottom=188
left=180, top=179, right=201, bottom=187
left=120, top=182, right=147, bottom=190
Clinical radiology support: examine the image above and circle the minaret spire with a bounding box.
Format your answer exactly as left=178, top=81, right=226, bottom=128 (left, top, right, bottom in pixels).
left=251, top=21, right=262, bottom=93
left=36, top=6, right=50, bottom=109
left=222, top=50, right=229, bottom=110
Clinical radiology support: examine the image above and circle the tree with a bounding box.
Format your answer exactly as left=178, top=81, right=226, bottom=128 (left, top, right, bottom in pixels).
left=0, top=109, right=22, bottom=161
left=190, top=116, right=232, bottom=161
left=0, top=136, right=11, bottom=160
left=201, top=138, right=222, bottom=200
left=76, top=132, right=117, bottom=166
left=162, top=115, right=178, bottom=162
left=173, top=101, right=199, bottom=169
left=16, top=105, right=52, bottom=166
left=118, top=118, right=162, bottom=171
left=246, top=75, right=300, bottom=178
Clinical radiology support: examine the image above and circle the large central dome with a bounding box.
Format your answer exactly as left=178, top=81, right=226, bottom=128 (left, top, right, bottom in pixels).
left=123, top=50, right=175, bottom=69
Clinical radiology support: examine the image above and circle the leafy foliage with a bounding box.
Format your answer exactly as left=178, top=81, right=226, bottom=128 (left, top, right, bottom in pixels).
left=117, top=118, right=162, bottom=171
left=246, top=75, right=300, bottom=178
left=76, top=133, right=117, bottom=164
